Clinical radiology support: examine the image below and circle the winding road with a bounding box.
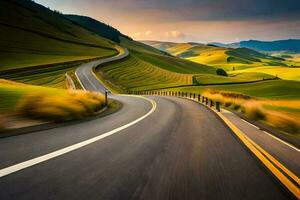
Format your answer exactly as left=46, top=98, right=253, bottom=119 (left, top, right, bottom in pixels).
left=0, top=47, right=299, bottom=200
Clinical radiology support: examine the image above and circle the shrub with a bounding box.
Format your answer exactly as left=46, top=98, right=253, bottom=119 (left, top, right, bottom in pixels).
left=266, top=111, right=299, bottom=135
left=224, top=101, right=232, bottom=107
left=231, top=103, right=241, bottom=111
left=216, top=68, right=228, bottom=76
left=16, top=90, right=105, bottom=122
left=243, top=101, right=266, bottom=120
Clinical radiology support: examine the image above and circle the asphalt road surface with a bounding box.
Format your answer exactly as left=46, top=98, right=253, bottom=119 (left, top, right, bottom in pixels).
left=0, top=48, right=296, bottom=200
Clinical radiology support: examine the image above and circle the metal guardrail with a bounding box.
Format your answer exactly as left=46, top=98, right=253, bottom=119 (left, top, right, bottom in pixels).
left=131, top=90, right=221, bottom=112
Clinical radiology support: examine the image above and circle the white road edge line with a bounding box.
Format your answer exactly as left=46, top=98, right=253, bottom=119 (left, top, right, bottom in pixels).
left=0, top=96, right=157, bottom=178
left=263, top=131, right=300, bottom=153
left=241, top=119, right=259, bottom=129
left=75, top=70, right=86, bottom=90
left=225, top=109, right=299, bottom=153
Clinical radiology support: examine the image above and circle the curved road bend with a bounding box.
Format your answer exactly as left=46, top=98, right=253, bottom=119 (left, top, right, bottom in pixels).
left=0, top=47, right=295, bottom=200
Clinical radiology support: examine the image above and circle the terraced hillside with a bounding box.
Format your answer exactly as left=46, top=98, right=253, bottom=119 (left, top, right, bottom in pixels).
left=0, top=61, right=85, bottom=88
left=97, top=54, right=193, bottom=92
left=66, top=16, right=216, bottom=91
left=0, top=0, right=116, bottom=71
left=143, top=41, right=300, bottom=81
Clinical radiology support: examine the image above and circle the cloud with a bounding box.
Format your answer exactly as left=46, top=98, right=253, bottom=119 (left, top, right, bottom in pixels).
left=35, top=0, right=300, bottom=43
left=132, top=30, right=153, bottom=39
left=132, top=32, right=141, bottom=37
left=145, top=30, right=152, bottom=36
left=165, top=30, right=186, bottom=39
left=92, top=0, right=300, bottom=22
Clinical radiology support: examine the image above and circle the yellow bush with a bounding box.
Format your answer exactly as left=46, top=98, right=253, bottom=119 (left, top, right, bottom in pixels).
left=242, top=101, right=266, bottom=120
left=16, top=90, right=105, bottom=122
left=202, top=89, right=299, bottom=135
left=266, top=111, right=300, bottom=135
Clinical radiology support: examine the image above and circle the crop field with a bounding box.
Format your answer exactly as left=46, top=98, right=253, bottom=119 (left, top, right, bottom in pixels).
left=144, top=41, right=300, bottom=81
left=134, top=51, right=215, bottom=74
left=193, top=72, right=276, bottom=85
left=97, top=54, right=193, bottom=92
left=232, top=66, right=300, bottom=81
left=0, top=57, right=109, bottom=88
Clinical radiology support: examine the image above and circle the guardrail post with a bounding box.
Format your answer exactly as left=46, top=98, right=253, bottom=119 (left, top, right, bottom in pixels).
left=210, top=99, right=213, bottom=107
left=205, top=97, right=208, bottom=105
left=105, top=89, right=108, bottom=106
left=198, top=94, right=200, bottom=101
left=193, top=93, right=196, bottom=99
left=216, top=101, right=220, bottom=112
left=202, top=96, right=205, bottom=103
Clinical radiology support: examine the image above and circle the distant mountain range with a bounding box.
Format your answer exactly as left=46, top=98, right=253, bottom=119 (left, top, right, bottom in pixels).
left=209, top=39, right=300, bottom=53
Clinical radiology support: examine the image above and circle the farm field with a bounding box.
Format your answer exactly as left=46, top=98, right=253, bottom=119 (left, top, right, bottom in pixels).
left=97, top=54, right=193, bottom=92
left=232, top=66, right=300, bottom=81
left=193, top=72, right=276, bottom=85
left=143, top=41, right=300, bottom=81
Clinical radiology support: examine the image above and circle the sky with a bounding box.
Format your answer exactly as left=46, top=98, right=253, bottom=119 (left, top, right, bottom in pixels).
left=35, top=0, right=300, bottom=43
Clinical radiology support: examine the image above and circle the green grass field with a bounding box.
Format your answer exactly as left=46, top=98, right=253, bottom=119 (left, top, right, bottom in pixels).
left=97, top=54, right=193, bottom=92
left=155, top=80, right=300, bottom=100
left=194, top=72, right=276, bottom=85
left=143, top=41, right=300, bottom=82
left=0, top=0, right=117, bottom=71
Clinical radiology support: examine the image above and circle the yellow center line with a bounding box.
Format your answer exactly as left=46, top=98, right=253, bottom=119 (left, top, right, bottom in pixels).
left=215, top=112, right=300, bottom=199
left=183, top=97, right=300, bottom=198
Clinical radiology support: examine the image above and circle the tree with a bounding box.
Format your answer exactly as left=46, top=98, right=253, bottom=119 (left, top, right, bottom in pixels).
left=216, top=68, right=228, bottom=76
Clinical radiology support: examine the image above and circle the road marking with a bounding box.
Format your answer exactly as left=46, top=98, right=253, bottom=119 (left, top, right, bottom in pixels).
left=187, top=97, right=300, bottom=198
left=83, top=72, right=98, bottom=91
left=221, top=108, right=299, bottom=153
left=241, top=119, right=260, bottom=129
left=75, top=70, right=86, bottom=90
left=216, top=111, right=300, bottom=199
left=0, top=96, right=157, bottom=178
left=263, top=131, right=300, bottom=153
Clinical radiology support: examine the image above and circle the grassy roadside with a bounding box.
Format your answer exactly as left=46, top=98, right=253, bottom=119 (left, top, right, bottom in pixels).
left=0, top=79, right=106, bottom=131
left=150, top=83, right=300, bottom=136
left=201, top=90, right=300, bottom=136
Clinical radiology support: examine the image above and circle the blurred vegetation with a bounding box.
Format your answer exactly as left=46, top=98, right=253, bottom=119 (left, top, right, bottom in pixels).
left=0, top=79, right=105, bottom=123
left=201, top=90, right=300, bottom=135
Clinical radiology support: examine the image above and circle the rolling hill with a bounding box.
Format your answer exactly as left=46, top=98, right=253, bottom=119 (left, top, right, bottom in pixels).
left=210, top=39, right=300, bottom=53
left=0, top=0, right=117, bottom=71
left=64, top=14, right=132, bottom=43
left=65, top=15, right=218, bottom=91
left=143, top=41, right=300, bottom=81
